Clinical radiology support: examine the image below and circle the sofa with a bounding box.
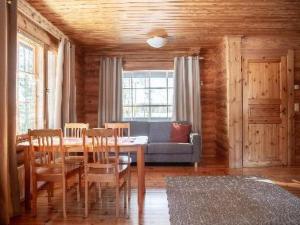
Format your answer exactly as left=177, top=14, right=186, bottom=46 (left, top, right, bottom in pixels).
left=128, top=121, right=201, bottom=166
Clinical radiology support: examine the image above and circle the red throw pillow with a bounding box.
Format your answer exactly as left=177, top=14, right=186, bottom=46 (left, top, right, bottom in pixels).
left=170, top=123, right=192, bottom=143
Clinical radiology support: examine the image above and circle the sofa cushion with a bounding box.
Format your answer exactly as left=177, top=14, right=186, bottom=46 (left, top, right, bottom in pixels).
left=129, top=121, right=149, bottom=137
left=170, top=123, right=192, bottom=143
left=147, top=143, right=193, bottom=154
left=149, top=122, right=171, bottom=142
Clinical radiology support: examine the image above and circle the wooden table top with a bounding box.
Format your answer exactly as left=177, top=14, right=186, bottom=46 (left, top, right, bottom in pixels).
left=18, top=136, right=148, bottom=148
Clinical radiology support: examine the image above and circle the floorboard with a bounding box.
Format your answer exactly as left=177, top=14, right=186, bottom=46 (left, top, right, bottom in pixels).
left=11, top=158, right=300, bottom=225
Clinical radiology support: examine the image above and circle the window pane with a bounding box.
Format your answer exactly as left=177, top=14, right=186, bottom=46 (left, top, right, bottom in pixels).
left=151, top=106, right=168, bottom=118
left=28, top=49, right=34, bottom=73
left=132, top=71, right=148, bottom=88
left=168, top=88, right=173, bottom=105
left=168, top=75, right=174, bottom=88
left=123, top=89, right=132, bottom=106
left=150, top=89, right=167, bottom=105
left=133, top=89, right=149, bottom=105
left=18, top=46, right=25, bottom=71
left=16, top=38, right=39, bottom=134
left=122, top=70, right=174, bottom=121
left=133, top=106, right=149, bottom=118
left=123, top=77, right=131, bottom=88
left=150, top=71, right=167, bottom=88
left=123, top=107, right=132, bottom=119
left=168, top=106, right=173, bottom=118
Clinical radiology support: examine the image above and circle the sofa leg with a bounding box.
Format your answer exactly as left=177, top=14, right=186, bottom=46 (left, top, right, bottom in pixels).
left=194, top=162, right=198, bottom=168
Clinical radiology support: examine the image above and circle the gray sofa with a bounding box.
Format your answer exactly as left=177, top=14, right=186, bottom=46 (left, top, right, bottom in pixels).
left=128, top=121, right=201, bottom=166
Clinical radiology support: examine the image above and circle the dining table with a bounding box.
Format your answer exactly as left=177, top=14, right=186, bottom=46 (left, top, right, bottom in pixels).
left=18, top=135, right=148, bottom=214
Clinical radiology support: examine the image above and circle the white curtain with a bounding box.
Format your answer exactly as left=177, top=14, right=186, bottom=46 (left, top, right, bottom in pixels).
left=0, top=0, right=20, bottom=224
left=51, top=39, right=77, bottom=128
left=173, top=56, right=201, bottom=133
left=98, top=57, right=123, bottom=127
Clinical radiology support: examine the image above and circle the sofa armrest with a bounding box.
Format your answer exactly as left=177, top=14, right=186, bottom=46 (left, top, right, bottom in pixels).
left=190, top=133, right=201, bottom=162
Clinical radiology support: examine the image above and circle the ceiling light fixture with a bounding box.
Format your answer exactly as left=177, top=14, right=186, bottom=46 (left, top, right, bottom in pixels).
left=147, top=36, right=168, bottom=48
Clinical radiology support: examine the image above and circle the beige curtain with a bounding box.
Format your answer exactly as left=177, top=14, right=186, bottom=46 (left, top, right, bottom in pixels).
left=0, top=0, right=21, bottom=224
left=98, top=57, right=123, bottom=127
left=53, top=38, right=65, bottom=128
left=62, top=42, right=77, bottom=124
left=52, top=39, right=76, bottom=128
left=173, top=56, right=201, bottom=133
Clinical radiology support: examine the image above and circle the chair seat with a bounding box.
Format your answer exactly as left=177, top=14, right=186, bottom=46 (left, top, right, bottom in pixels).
left=109, top=155, right=132, bottom=164
left=88, top=164, right=128, bottom=175
left=35, top=164, right=81, bottom=181
left=65, top=156, right=84, bottom=165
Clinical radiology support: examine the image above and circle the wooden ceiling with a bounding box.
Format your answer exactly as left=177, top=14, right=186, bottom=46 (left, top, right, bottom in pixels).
left=26, top=0, right=300, bottom=49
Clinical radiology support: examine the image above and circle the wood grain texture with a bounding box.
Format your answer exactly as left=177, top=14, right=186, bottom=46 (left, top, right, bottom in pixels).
left=242, top=53, right=289, bottom=167
left=11, top=161, right=300, bottom=225
left=225, top=35, right=243, bottom=168
left=75, top=46, right=85, bottom=122
left=83, top=47, right=218, bottom=157
left=25, top=0, right=300, bottom=49
left=242, top=36, right=300, bottom=165
left=215, top=41, right=228, bottom=158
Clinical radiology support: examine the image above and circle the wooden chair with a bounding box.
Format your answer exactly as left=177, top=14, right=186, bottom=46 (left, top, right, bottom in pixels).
left=64, top=123, right=89, bottom=138
left=28, top=129, right=81, bottom=218
left=104, top=122, right=132, bottom=201
left=64, top=123, right=89, bottom=164
left=104, top=122, right=131, bottom=137
left=83, top=128, right=130, bottom=217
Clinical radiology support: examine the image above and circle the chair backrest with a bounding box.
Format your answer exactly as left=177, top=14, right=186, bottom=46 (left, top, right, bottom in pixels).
left=104, top=122, right=130, bottom=137
left=64, top=123, right=89, bottom=138
left=83, top=128, right=119, bottom=174
left=28, top=129, right=64, bottom=170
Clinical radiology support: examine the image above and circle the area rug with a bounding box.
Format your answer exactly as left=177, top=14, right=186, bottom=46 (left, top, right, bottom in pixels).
left=166, top=176, right=300, bottom=225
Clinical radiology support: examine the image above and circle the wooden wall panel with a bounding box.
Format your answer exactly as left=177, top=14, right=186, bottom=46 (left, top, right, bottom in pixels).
left=225, top=35, right=243, bottom=168
left=215, top=40, right=228, bottom=158
left=75, top=46, right=85, bottom=122
left=82, top=48, right=219, bottom=157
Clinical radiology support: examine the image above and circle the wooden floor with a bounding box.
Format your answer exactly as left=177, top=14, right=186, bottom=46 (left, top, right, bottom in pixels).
left=11, top=158, right=300, bottom=225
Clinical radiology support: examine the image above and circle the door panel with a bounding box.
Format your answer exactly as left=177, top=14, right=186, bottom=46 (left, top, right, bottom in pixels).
left=243, top=55, right=288, bottom=167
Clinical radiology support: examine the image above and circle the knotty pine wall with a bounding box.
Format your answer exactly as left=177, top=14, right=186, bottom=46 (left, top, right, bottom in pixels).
left=81, top=36, right=300, bottom=163
left=214, top=35, right=300, bottom=165
left=82, top=47, right=220, bottom=157
left=215, top=41, right=228, bottom=158
left=75, top=47, right=85, bottom=122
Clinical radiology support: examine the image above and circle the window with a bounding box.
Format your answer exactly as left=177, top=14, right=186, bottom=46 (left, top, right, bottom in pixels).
left=122, top=70, right=174, bottom=121
left=16, top=35, right=43, bottom=134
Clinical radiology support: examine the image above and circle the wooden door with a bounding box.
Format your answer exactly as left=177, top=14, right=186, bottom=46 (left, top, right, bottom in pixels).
left=243, top=53, right=289, bottom=167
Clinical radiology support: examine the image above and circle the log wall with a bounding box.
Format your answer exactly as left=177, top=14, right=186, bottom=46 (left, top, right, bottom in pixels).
left=82, top=47, right=219, bottom=157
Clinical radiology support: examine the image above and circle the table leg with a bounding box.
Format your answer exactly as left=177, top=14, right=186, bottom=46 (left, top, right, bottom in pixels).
left=137, top=145, right=145, bottom=213
left=24, top=146, right=31, bottom=210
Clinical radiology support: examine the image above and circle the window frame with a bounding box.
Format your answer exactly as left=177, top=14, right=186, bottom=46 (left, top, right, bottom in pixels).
left=122, top=70, right=174, bottom=121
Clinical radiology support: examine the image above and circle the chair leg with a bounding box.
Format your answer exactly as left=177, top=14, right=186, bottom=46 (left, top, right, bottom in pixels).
left=32, top=176, right=37, bottom=217
left=128, top=161, right=131, bottom=202
left=77, top=171, right=81, bottom=202
left=116, top=186, right=120, bottom=217
left=85, top=179, right=88, bottom=217
left=62, top=178, right=67, bottom=218
left=47, top=183, right=52, bottom=203
left=127, top=174, right=131, bottom=218
left=124, top=181, right=127, bottom=210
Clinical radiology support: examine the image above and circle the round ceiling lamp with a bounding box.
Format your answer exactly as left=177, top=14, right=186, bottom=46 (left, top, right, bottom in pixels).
left=146, top=36, right=168, bottom=48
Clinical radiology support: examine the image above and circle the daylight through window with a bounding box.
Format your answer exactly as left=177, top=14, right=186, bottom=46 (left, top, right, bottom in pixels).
left=122, top=70, right=174, bottom=121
